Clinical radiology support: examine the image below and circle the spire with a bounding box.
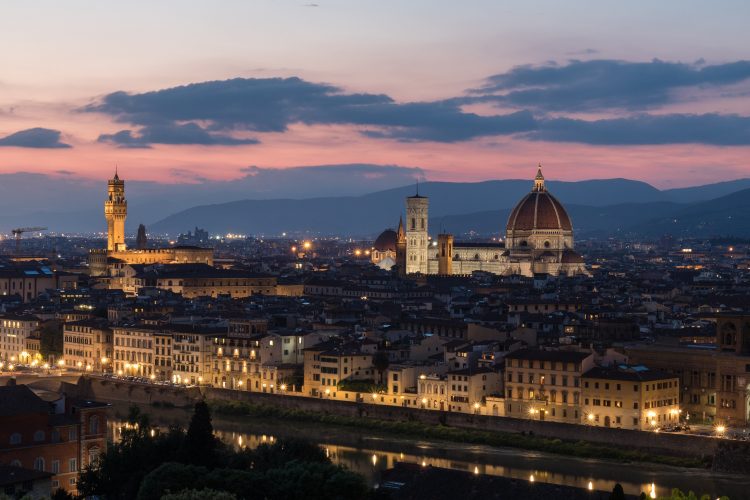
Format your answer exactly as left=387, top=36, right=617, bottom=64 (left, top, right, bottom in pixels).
left=397, top=216, right=405, bottom=240
left=416, top=178, right=419, bottom=196
left=113, top=165, right=120, bottom=181
left=533, top=164, right=545, bottom=192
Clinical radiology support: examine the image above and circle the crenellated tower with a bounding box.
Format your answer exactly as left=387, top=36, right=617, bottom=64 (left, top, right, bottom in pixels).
left=104, top=170, right=127, bottom=251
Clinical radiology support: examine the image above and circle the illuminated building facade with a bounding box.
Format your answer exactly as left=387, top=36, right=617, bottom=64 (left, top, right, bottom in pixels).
left=90, top=172, right=214, bottom=277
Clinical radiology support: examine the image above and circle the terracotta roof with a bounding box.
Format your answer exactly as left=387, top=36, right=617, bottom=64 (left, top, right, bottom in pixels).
left=373, top=229, right=398, bottom=252
left=506, top=191, right=573, bottom=232
left=0, top=385, right=50, bottom=416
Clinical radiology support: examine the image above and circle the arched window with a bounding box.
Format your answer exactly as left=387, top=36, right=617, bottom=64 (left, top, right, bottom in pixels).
left=33, top=430, right=45, bottom=442
left=474, top=253, right=480, bottom=260
left=10, top=459, right=21, bottom=467
left=33, top=457, right=45, bottom=471
left=89, top=415, right=100, bottom=435
left=9, top=433, right=21, bottom=445
left=544, top=241, right=551, bottom=248
left=88, top=446, right=101, bottom=466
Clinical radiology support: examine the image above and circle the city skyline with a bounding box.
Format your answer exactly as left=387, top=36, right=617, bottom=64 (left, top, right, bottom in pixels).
left=2, top=1, right=750, bottom=188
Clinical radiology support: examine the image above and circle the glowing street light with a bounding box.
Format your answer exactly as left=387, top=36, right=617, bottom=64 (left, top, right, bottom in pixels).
left=715, top=424, right=726, bottom=436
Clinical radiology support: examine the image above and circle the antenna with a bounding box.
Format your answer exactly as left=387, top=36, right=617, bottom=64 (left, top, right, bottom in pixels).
left=416, top=178, right=419, bottom=196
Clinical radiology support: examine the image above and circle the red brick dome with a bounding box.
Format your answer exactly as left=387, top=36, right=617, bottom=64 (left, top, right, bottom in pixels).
left=506, top=167, right=572, bottom=232
left=506, top=191, right=573, bottom=232
left=373, top=229, right=398, bottom=252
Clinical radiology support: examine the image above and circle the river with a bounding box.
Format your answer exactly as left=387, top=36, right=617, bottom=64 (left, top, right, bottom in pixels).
left=108, top=403, right=748, bottom=498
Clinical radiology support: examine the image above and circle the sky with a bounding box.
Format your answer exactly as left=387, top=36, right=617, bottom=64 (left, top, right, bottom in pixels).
left=2, top=0, right=750, bottom=190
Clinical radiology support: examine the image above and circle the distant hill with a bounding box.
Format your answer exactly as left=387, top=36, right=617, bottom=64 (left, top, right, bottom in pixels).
left=663, top=178, right=750, bottom=204
left=431, top=202, right=684, bottom=237
left=148, top=178, right=669, bottom=236
left=638, top=187, right=750, bottom=237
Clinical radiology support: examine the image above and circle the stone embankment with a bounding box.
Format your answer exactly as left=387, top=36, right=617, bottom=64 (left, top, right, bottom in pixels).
left=66, top=375, right=750, bottom=474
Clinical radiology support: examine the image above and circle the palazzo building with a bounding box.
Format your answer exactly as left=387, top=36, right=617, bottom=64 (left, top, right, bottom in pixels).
left=89, top=171, right=214, bottom=277
left=372, top=166, right=589, bottom=277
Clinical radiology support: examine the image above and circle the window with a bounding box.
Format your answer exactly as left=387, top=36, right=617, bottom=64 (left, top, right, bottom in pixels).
left=69, top=458, right=77, bottom=472
left=89, top=415, right=100, bottom=434
left=34, top=430, right=45, bottom=442
left=34, top=457, right=45, bottom=471
left=88, top=446, right=101, bottom=466
left=52, top=460, right=60, bottom=474
left=69, top=428, right=77, bottom=441
left=9, top=432, right=21, bottom=445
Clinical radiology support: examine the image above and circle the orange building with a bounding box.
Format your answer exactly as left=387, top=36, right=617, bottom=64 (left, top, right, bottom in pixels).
left=0, top=384, right=109, bottom=495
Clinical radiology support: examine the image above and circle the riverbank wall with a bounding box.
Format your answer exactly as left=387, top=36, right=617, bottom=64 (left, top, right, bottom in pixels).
left=65, top=376, right=750, bottom=473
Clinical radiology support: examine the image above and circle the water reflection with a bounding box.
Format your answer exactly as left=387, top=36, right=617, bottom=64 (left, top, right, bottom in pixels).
left=109, top=413, right=743, bottom=498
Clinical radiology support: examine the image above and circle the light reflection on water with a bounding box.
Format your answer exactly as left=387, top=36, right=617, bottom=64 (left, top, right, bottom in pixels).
left=110, top=419, right=677, bottom=497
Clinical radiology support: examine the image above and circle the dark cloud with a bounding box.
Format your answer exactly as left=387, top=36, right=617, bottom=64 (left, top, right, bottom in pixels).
left=98, top=122, right=259, bottom=148
left=85, top=62, right=750, bottom=147
left=531, top=113, right=750, bottom=145
left=85, top=77, right=535, bottom=145
left=0, top=128, right=71, bottom=148
left=472, top=59, right=750, bottom=111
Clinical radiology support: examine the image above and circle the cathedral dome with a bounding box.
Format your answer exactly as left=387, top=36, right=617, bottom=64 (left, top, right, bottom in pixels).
left=373, top=229, right=398, bottom=252
left=506, top=168, right=572, bottom=233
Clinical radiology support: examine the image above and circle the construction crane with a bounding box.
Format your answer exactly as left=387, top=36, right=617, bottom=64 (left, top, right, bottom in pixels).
left=11, top=226, right=48, bottom=253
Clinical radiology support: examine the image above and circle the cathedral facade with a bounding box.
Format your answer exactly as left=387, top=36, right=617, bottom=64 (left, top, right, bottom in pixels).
left=89, top=172, right=214, bottom=277
left=372, top=167, right=588, bottom=277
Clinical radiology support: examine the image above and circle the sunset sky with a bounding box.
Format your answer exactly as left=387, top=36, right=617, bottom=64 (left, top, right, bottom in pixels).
left=2, top=0, right=750, bottom=189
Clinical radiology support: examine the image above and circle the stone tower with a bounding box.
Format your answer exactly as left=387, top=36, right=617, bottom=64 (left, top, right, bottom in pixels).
left=105, top=170, right=127, bottom=251
left=395, top=216, right=407, bottom=276
left=437, top=233, right=453, bottom=275
left=405, top=189, right=429, bottom=274
left=136, top=224, right=148, bottom=250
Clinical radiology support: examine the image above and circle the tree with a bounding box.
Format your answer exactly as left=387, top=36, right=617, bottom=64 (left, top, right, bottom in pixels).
left=181, top=401, right=218, bottom=467
left=372, top=351, right=390, bottom=384
left=609, top=483, right=626, bottom=500
left=51, top=489, right=77, bottom=500
left=38, top=319, right=63, bottom=359
left=161, top=489, right=237, bottom=500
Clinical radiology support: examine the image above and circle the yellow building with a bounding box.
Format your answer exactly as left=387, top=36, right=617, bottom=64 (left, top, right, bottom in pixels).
left=504, top=349, right=594, bottom=423
left=303, top=343, right=374, bottom=398
left=582, top=366, right=680, bottom=431
left=153, top=332, right=173, bottom=382
left=112, top=326, right=156, bottom=378
left=90, top=172, right=214, bottom=277
left=0, top=314, right=40, bottom=364
left=62, top=319, right=113, bottom=372
left=446, top=367, right=502, bottom=413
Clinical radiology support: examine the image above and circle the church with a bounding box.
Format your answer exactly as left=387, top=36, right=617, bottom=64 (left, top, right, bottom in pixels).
left=371, top=167, right=589, bottom=277
left=89, top=171, right=214, bottom=277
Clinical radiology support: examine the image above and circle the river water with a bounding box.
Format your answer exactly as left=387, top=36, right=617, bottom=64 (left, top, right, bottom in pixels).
left=108, top=403, right=748, bottom=498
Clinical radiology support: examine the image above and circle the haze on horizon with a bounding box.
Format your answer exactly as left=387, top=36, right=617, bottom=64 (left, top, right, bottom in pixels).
left=2, top=0, right=750, bottom=190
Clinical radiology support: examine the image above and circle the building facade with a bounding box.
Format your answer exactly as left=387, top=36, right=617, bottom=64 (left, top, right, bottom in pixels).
left=0, top=385, right=108, bottom=495
left=581, top=366, right=680, bottom=431
left=504, top=349, right=594, bottom=424
left=0, top=315, right=40, bottom=365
